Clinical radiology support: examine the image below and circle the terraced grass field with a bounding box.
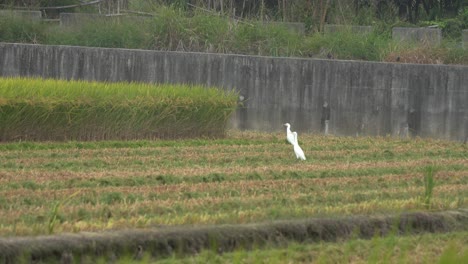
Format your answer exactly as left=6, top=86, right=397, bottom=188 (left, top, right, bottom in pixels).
left=0, top=131, right=466, bottom=262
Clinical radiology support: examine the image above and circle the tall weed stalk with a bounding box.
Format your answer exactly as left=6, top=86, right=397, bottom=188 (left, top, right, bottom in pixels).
left=422, top=166, right=437, bottom=209
left=48, top=190, right=81, bottom=234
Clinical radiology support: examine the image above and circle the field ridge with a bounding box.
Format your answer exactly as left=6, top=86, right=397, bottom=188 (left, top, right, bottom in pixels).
left=0, top=209, right=467, bottom=263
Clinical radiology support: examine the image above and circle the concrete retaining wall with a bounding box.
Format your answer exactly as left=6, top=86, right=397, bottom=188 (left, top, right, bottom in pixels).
left=392, top=27, right=442, bottom=45
left=0, top=43, right=467, bottom=141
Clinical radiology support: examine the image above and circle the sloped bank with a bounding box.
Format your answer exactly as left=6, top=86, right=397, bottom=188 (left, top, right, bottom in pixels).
left=1, top=209, right=467, bottom=263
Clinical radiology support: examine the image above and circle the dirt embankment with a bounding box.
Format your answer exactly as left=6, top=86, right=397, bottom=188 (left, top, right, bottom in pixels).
left=1, top=209, right=467, bottom=263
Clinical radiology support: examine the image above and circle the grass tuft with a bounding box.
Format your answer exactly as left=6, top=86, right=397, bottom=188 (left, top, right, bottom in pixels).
left=423, top=166, right=437, bottom=209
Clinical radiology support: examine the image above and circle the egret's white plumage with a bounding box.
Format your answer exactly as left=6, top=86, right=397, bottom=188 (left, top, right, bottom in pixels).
left=283, top=123, right=295, bottom=145
left=292, top=132, right=306, bottom=160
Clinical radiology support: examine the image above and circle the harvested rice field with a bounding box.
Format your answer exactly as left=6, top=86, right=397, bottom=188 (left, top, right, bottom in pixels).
left=0, top=131, right=466, bottom=262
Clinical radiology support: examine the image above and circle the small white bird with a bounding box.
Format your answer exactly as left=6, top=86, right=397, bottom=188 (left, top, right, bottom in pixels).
left=283, top=123, right=295, bottom=145
left=292, top=131, right=306, bottom=160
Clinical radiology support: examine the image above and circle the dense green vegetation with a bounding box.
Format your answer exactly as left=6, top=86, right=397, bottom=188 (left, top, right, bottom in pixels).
left=0, top=1, right=467, bottom=64
left=0, top=131, right=466, bottom=237
left=0, top=77, right=238, bottom=140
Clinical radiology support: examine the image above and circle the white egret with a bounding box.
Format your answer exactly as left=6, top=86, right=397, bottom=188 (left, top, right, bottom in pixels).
left=292, top=132, right=306, bottom=160
left=283, top=123, right=295, bottom=145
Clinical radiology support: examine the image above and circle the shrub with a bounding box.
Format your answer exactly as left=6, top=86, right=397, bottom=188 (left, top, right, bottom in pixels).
left=46, top=17, right=153, bottom=49
left=305, top=29, right=391, bottom=61
left=234, top=21, right=304, bottom=57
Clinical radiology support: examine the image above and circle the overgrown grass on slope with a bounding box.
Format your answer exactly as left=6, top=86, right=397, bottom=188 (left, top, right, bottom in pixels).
left=45, top=8, right=305, bottom=57
left=0, top=13, right=47, bottom=43
left=2, top=7, right=465, bottom=64
left=0, top=77, right=238, bottom=141
left=304, top=29, right=392, bottom=61
left=47, top=16, right=152, bottom=50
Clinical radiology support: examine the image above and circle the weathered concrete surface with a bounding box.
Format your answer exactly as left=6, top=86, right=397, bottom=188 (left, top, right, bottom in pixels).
left=324, top=24, right=373, bottom=34
left=392, top=27, right=442, bottom=45
left=0, top=43, right=467, bottom=141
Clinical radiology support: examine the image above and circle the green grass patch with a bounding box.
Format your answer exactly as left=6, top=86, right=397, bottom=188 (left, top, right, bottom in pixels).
left=305, top=29, right=392, bottom=61
left=165, top=231, right=468, bottom=264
